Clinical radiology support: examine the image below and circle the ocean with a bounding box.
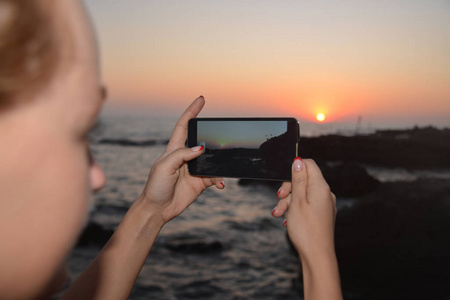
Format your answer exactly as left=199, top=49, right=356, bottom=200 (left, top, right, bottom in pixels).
left=65, top=112, right=302, bottom=299
left=61, top=111, right=449, bottom=299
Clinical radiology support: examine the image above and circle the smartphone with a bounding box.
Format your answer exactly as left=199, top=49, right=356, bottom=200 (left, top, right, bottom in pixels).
left=187, top=118, right=300, bottom=181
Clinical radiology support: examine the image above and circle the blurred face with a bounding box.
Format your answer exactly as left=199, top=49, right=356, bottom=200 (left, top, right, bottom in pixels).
left=0, top=0, right=105, bottom=298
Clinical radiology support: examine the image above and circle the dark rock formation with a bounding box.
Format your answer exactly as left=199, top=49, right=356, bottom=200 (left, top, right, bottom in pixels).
left=334, top=179, right=450, bottom=299
left=259, top=132, right=292, bottom=164
left=239, top=162, right=380, bottom=198
left=320, top=162, right=380, bottom=197
left=287, top=178, right=450, bottom=299
left=300, top=126, right=450, bottom=169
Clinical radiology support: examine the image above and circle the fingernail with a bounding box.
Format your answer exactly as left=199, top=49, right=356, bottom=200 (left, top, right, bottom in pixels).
left=282, top=219, right=287, bottom=227
left=294, top=157, right=303, bottom=171
left=272, top=207, right=277, bottom=215
left=220, top=181, right=225, bottom=188
left=277, top=187, right=282, bottom=198
left=192, top=145, right=204, bottom=152
left=198, top=95, right=204, bottom=99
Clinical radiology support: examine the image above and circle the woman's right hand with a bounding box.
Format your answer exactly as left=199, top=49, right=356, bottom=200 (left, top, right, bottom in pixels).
left=272, top=158, right=337, bottom=261
left=138, top=96, right=225, bottom=225
left=273, top=158, right=342, bottom=300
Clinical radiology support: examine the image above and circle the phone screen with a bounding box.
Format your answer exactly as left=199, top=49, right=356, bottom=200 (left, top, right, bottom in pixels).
left=187, top=118, right=299, bottom=181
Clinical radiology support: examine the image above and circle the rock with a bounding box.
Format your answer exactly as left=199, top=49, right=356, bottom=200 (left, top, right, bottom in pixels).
left=334, top=179, right=450, bottom=299
left=320, top=162, right=380, bottom=197
left=299, top=126, right=450, bottom=170
left=239, top=162, right=380, bottom=198
left=259, top=131, right=292, bottom=172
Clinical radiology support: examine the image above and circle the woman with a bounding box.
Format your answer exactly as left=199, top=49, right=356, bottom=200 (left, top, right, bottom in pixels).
left=0, top=0, right=342, bottom=299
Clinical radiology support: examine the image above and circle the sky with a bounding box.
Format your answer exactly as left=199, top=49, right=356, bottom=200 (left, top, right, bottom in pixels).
left=85, top=0, right=450, bottom=128
left=198, top=120, right=287, bottom=149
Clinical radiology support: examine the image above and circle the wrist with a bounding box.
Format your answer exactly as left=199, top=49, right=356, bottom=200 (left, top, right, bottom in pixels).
left=133, top=195, right=166, bottom=230
left=293, top=235, right=336, bottom=263
left=299, top=248, right=339, bottom=283
left=298, top=246, right=338, bottom=269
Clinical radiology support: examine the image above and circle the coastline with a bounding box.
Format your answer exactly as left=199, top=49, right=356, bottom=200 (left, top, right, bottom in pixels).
left=241, top=126, right=450, bottom=299
left=73, top=125, right=450, bottom=299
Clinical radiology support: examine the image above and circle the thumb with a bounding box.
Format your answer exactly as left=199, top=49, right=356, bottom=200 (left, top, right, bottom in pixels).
left=291, top=157, right=308, bottom=206
left=160, top=146, right=204, bottom=173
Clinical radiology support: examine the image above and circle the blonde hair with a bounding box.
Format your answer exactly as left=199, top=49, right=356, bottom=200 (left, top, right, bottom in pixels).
left=0, top=0, right=59, bottom=107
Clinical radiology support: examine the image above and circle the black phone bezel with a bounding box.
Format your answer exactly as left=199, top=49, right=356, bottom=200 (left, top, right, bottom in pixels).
left=187, top=117, right=300, bottom=181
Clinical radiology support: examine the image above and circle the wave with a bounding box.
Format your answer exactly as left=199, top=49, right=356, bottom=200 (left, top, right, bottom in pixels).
left=96, top=138, right=169, bottom=147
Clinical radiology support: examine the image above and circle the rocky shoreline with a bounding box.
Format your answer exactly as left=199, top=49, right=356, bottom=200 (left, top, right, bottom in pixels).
left=240, top=126, right=450, bottom=299
left=77, top=126, right=450, bottom=299
left=335, top=178, right=450, bottom=299
left=300, top=126, right=450, bottom=169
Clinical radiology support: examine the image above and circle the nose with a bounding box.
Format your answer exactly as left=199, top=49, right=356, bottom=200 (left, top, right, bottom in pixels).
left=90, top=161, right=106, bottom=192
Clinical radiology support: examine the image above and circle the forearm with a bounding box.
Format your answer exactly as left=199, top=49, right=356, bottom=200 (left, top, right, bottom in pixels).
left=300, top=250, right=343, bottom=300
left=61, top=197, right=164, bottom=300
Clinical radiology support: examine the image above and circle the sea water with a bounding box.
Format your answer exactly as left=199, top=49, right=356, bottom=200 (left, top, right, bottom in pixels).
left=64, top=111, right=301, bottom=299
left=61, top=110, right=447, bottom=299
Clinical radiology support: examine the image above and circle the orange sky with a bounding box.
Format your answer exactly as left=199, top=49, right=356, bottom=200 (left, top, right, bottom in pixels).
left=86, top=0, right=450, bottom=127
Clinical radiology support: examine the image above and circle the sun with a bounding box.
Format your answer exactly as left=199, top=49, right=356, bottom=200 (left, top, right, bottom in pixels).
left=316, top=113, right=325, bottom=122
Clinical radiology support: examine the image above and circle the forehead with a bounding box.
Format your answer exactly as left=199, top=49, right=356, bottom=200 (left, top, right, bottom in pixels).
left=49, top=0, right=103, bottom=128
left=53, top=0, right=100, bottom=72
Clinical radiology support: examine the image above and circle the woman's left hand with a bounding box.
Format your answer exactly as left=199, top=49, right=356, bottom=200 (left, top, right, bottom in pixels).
left=139, top=96, right=224, bottom=224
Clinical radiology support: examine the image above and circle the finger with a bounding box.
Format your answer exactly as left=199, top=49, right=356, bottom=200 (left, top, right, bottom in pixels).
left=203, top=177, right=225, bottom=189
left=215, top=178, right=226, bottom=189
left=272, top=194, right=291, bottom=218
left=276, top=182, right=292, bottom=199
left=165, top=96, right=205, bottom=154
left=303, top=159, right=328, bottom=188
left=158, top=145, right=204, bottom=174
left=291, top=157, right=308, bottom=205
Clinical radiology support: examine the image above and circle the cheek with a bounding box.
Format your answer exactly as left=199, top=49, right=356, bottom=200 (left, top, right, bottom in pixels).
left=41, top=144, right=92, bottom=240
left=0, top=136, right=91, bottom=296
left=38, top=143, right=92, bottom=252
